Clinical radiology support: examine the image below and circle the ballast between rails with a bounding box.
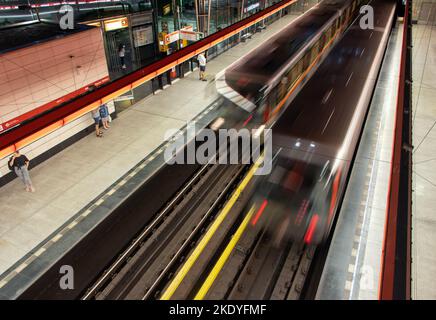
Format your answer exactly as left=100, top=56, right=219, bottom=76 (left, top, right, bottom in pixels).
left=0, top=0, right=299, bottom=160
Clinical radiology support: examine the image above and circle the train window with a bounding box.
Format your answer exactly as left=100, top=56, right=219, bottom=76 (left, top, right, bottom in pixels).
left=319, top=32, right=327, bottom=50
left=289, top=60, right=303, bottom=88
left=331, top=21, right=337, bottom=37
left=278, top=73, right=290, bottom=101
left=268, top=85, right=279, bottom=107
left=311, top=42, right=320, bottom=63
left=285, top=68, right=293, bottom=86
left=303, top=51, right=312, bottom=71
left=336, top=18, right=340, bottom=31
left=329, top=26, right=335, bottom=40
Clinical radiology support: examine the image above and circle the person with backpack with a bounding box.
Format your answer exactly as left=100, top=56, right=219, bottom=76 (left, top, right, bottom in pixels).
left=8, top=150, right=35, bottom=192
left=91, top=107, right=103, bottom=137
left=99, top=103, right=110, bottom=130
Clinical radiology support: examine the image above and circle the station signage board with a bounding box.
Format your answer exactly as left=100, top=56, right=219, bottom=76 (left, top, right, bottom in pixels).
left=164, top=31, right=180, bottom=45
left=244, top=2, right=260, bottom=13
left=179, top=26, right=197, bottom=41
left=133, top=26, right=154, bottom=47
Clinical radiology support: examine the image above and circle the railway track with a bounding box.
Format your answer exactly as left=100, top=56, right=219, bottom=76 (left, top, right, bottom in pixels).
left=83, top=136, right=260, bottom=300
left=81, top=134, right=321, bottom=301
left=195, top=205, right=317, bottom=300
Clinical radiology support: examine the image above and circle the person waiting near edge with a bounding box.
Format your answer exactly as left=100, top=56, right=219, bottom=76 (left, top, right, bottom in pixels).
left=99, top=103, right=110, bottom=130
left=91, top=107, right=103, bottom=137
left=198, top=52, right=207, bottom=81
left=8, top=150, right=35, bottom=192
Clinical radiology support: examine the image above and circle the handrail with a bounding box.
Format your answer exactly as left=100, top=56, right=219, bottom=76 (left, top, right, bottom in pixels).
left=0, top=0, right=298, bottom=159
left=379, top=0, right=412, bottom=300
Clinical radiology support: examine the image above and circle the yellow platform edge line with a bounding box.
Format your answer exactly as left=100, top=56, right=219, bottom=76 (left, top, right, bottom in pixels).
left=159, top=155, right=264, bottom=300
left=194, top=206, right=255, bottom=300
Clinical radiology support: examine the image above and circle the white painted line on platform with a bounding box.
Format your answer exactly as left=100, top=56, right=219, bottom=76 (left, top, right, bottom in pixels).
left=351, top=248, right=358, bottom=257
left=52, top=234, right=63, bottom=242
left=34, top=247, right=46, bottom=257
left=15, top=263, right=28, bottom=273
left=68, top=221, right=78, bottom=229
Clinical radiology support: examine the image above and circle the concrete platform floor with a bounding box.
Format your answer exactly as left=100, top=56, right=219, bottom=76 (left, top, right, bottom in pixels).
left=411, top=23, right=436, bottom=300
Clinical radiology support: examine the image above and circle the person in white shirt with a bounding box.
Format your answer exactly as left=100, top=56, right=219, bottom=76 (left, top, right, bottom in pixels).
left=198, top=52, right=207, bottom=81
left=118, top=44, right=126, bottom=69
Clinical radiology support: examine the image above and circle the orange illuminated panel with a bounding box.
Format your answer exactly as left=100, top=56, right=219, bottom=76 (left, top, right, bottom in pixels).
left=178, top=51, right=197, bottom=63
left=196, top=45, right=210, bottom=55
left=15, top=120, right=63, bottom=150
left=64, top=100, right=101, bottom=125
left=132, top=72, right=157, bottom=90
left=211, top=36, right=225, bottom=47
left=0, top=145, right=16, bottom=160
left=101, top=85, right=132, bottom=104
left=104, top=17, right=128, bottom=31
left=157, top=61, right=178, bottom=75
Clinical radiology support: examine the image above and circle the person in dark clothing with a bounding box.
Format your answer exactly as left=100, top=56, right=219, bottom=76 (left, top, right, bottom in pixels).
left=9, top=150, right=35, bottom=192
left=91, top=107, right=103, bottom=137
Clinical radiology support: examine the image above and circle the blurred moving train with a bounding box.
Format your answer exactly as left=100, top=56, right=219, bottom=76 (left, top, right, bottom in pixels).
left=214, top=0, right=385, bottom=245
left=216, top=0, right=368, bottom=127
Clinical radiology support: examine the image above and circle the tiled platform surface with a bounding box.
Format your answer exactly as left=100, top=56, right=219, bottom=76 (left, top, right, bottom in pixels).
left=0, top=12, right=302, bottom=277
left=316, top=21, right=401, bottom=300
left=411, top=21, right=436, bottom=299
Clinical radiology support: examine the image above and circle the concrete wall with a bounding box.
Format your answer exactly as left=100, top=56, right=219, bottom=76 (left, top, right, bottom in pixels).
left=0, top=26, right=111, bottom=180
left=0, top=27, right=108, bottom=124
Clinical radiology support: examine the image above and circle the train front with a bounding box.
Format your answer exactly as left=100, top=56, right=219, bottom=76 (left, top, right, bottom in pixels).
left=248, top=136, right=348, bottom=246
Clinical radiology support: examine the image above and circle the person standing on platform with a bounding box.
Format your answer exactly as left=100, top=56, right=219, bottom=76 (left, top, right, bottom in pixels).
left=99, top=103, right=110, bottom=130
left=198, top=52, right=207, bottom=81
left=91, top=107, right=103, bottom=137
left=118, top=44, right=126, bottom=70
left=9, top=150, right=35, bottom=192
